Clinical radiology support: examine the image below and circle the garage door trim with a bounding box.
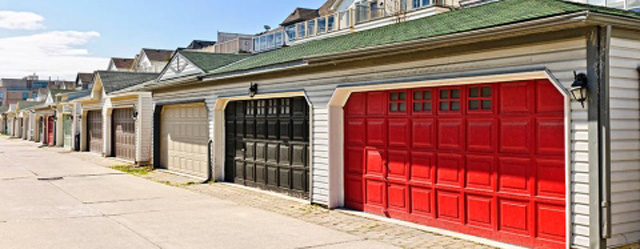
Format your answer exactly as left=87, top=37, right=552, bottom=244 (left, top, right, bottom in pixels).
left=327, top=70, right=571, bottom=248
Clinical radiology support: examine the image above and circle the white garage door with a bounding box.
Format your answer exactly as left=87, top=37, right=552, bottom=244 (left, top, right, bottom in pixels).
left=160, top=103, right=209, bottom=178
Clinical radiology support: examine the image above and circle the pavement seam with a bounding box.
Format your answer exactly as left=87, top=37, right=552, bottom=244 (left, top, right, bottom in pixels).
left=294, top=238, right=368, bottom=249
left=82, top=197, right=165, bottom=205
left=104, top=215, right=164, bottom=249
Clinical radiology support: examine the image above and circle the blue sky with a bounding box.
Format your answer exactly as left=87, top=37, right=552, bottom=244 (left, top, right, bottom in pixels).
left=0, top=0, right=326, bottom=79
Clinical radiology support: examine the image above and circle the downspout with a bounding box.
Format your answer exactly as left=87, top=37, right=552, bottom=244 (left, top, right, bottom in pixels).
left=586, top=24, right=611, bottom=249
left=598, top=25, right=612, bottom=242
left=203, top=138, right=213, bottom=184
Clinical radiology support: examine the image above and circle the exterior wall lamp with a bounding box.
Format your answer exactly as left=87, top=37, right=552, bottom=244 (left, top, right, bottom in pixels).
left=132, top=107, right=139, bottom=121
left=249, top=82, right=258, bottom=98
left=570, top=72, right=588, bottom=108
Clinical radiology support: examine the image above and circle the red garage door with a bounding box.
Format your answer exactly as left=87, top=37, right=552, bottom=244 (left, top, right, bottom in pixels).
left=344, top=80, right=566, bottom=248
left=47, top=116, right=55, bottom=146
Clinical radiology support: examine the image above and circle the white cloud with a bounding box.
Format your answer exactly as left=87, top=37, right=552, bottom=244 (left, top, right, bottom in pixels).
left=0, top=11, right=45, bottom=30
left=0, top=31, right=109, bottom=80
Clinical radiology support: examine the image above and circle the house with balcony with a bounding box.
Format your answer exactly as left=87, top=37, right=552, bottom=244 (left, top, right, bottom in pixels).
left=252, top=0, right=453, bottom=53
left=209, top=32, right=254, bottom=54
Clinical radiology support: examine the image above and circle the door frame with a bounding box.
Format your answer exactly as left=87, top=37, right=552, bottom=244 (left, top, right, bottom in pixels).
left=212, top=91, right=314, bottom=200
left=326, top=69, right=572, bottom=248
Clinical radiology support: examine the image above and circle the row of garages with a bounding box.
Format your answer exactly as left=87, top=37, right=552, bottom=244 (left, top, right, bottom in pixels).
left=2, top=2, right=640, bottom=248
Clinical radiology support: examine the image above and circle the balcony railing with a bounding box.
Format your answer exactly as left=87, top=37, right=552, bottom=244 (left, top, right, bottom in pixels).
left=253, top=1, right=440, bottom=53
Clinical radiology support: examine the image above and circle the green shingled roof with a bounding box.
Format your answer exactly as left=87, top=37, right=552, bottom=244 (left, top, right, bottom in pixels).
left=180, top=51, right=249, bottom=73
left=17, top=101, right=45, bottom=110
left=97, top=71, right=159, bottom=94
left=204, top=0, right=640, bottom=76
left=49, top=89, right=78, bottom=103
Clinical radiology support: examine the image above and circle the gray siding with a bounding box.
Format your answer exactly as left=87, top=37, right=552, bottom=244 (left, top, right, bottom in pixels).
left=608, top=35, right=640, bottom=248
left=153, top=37, right=590, bottom=247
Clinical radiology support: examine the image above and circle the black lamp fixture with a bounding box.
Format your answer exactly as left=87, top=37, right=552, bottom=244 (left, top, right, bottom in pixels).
left=249, top=82, right=258, bottom=98
left=570, top=71, right=588, bottom=108
left=132, top=107, right=139, bottom=121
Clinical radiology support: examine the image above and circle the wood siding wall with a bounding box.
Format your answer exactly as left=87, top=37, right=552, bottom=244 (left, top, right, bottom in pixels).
left=608, top=32, right=640, bottom=248
left=152, top=36, right=590, bottom=247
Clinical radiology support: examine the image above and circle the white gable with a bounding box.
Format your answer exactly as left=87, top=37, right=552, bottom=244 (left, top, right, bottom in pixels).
left=158, top=53, right=204, bottom=81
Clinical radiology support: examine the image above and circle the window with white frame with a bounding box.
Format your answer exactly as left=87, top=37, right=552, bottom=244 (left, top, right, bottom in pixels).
left=588, top=0, right=640, bottom=9
left=412, top=0, right=431, bottom=8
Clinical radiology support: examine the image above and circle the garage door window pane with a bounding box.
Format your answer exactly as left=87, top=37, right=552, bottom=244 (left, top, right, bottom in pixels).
left=468, top=86, right=493, bottom=112
left=439, top=88, right=460, bottom=112
left=413, top=90, right=433, bottom=113
left=389, top=91, right=407, bottom=113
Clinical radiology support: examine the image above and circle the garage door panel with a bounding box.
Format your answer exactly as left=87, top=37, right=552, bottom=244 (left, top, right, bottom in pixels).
left=344, top=80, right=566, bottom=248
left=466, top=194, right=495, bottom=229
left=411, top=118, right=435, bottom=149
left=535, top=159, right=565, bottom=198
left=266, top=165, right=278, bottom=186
left=410, top=151, right=433, bottom=183
left=499, top=118, right=532, bottom=154
left=465, top=155, right=495, bottom=191
left=410, top=186, right=433, bottom=216
left=365, top=148, right=384, bottom=176
left=437, top=118, right=464, bottom=151
left=467, top=118, right=496, bottom=152
left=388, top=183, right=408, bottom=211
left=499, top=198, right=531, bottom=235
left=535, top=80, right=564, bottom=113
left=498, top=157, right=531, bottom=195
left=536, top=203, right=566, bottom=241
left=436, top=190, right=462, bottom=222
left=536, top=117, right=565, bottom=155
left=366, top=119, right=386, bottom=146
left=499, top=81, right=533, bottom=114
left=367, top=92, right=386, bottom=116
left=436, top=154, right=463, bottom=187
left=387, top=150, right=408, bottom=180
left=345, top=92, right=367, bottom=116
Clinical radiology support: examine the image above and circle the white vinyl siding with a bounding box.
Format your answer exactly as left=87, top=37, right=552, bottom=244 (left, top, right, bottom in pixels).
left=607, top=35, right=640, bottom=248
left=138, top=93, right=153, bottom=163
left=152, top=37, right=590, bottom=247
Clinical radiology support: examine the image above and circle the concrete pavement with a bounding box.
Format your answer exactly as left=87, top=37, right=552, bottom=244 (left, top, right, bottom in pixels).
left=0, top=137, right=396, bottom=249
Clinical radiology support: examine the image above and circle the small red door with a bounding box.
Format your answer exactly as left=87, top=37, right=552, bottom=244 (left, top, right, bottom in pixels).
left=47, top=116, right=54, bottom=146
left=344, top=80, right=566, bottom=248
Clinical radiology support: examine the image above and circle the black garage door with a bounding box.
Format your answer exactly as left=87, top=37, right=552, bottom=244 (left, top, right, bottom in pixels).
left=225, top=97, right=310, bottom=198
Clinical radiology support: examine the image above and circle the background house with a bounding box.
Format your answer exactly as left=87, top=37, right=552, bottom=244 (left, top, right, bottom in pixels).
left=131, top=49, right=174, bottom=73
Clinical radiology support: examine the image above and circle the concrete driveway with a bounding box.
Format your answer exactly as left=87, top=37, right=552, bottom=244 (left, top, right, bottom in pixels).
left=0, top=137, right=396, bottom=249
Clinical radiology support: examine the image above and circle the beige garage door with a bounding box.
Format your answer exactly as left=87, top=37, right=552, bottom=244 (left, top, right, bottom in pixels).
left=160, top=103, right=209, bottom=178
